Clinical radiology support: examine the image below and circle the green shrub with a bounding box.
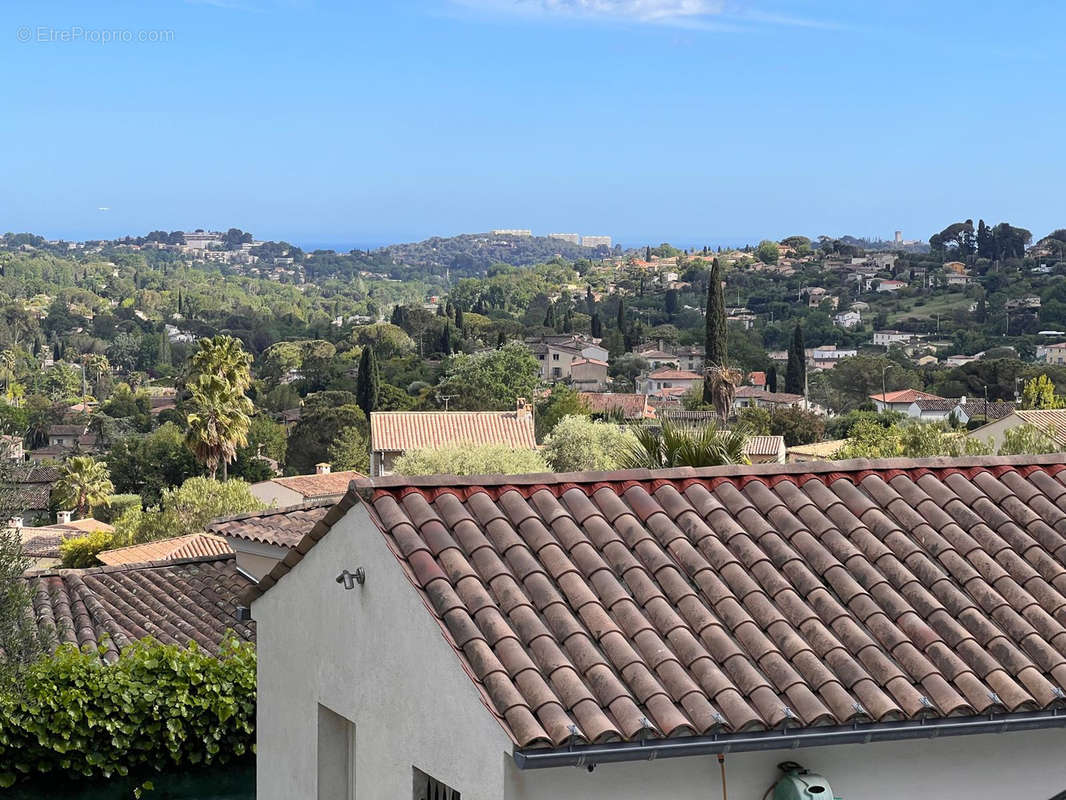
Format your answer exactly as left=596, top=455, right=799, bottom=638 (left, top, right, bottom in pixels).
left=0, top=636, right=256, bottom=787
left=58, top=530, right=116, bottom=568
left=93, top=494, right=142, bottom=524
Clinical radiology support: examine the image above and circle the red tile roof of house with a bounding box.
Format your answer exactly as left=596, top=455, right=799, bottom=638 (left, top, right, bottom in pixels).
left=734, top=386, right=804, bottom=404
left=571, top=357, right=609, bottom=368
left=21, top=518, right=116, bottom=559
left=647, top=368, right=701, bottom=380
left=748, top=371, right=766, bottom=387
left=267, top=471, right=364, bottom=500
left=249, top=454, right=1066, bottom=754
left=207, top=501, right=333, bottom=548
left=742, top=434, right=785, bottom=457
left=24, top=554, right=254, bottom=662
left=370, top=411, right=537, bottom=454
left=869, top=389, right=944, bottom=404
left=96, top=533, right=232, bottom=566
left=578, top=393, right=653, bottom=420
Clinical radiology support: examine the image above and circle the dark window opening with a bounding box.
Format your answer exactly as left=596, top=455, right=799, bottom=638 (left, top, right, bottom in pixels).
left=413, top=767, right=460, bottom=800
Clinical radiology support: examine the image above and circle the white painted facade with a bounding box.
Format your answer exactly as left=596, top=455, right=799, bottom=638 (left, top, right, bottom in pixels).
left=253, top=501, right=1066, bottom=800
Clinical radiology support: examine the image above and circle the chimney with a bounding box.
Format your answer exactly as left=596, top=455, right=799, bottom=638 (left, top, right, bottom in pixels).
left=315, top=462, right=331, bottom=475
left=516, top=398, right=533, bottom=419
left=959, top=395, right=966, bottom=406
left=7, top=516, right=22, bottom=529
left=57, top=510, right=73, bottom=525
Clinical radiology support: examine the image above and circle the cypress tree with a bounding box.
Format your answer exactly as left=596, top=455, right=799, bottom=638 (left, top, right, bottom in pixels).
left=544, top=304, right=555, bottom=328
left=616, top=299, right=625, bottom=331
left=356, top=345, right=380, bottom=416
left=455, top=307, right=464, bottom=331
left=590, top=312, right=602, bottom=338
left=766, top=365, right=777, bottom=394
left=705, top=257, right=727, bottom=368
left=785, top=324, right=805, bottom=395
left=497, top=331, right=506, bottom=348
left=440, top=322, right=453, bottom=354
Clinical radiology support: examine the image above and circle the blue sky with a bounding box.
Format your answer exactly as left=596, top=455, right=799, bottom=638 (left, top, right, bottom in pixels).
left=2, top=0, right=1064, bottom=249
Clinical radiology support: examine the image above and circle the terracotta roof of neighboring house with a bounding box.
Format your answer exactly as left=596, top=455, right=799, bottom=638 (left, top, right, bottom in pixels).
left=263, top=471, right=364, bottom=500
left=1011, top=410, right=1066, bottom=444
left=748, top=371, right=766, bottom=387
left=96, top=533, right=232, bottom=566
left=785, top=439, right=849, bottom=459
left=869, top=389, right=944, bottom=404
left=248, top=454, right=1066, bottom=753
left=742, top=434, right=785, bottom=457
left=2, top=465, right=61, bottom=512
left=578, top=393, right=653, bottom=420
left=959, top=401, right=1016, bottom=421
left=370, top=411, right=537, bottom=454
left=281, top=408, right=302, bottom=423
left=49, top=424, right=87, bottom=436
left=571, top=357, right=609, bottom=368
left=639, top=350, right=677, bottom=360
left=24, top=554, right=254, bottom=663
left=646, top=368, right=701, bottom=380
left=21, top=519, right=116, bottom=560
left=734, top=386, right=805, bottom=404
left=207, top=501, right=333, bottom=548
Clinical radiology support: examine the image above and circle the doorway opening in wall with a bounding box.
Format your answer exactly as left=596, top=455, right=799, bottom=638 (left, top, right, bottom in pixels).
left=412, top=766, right=460, bottom=799
left=317, top=704, right=355, bottom=800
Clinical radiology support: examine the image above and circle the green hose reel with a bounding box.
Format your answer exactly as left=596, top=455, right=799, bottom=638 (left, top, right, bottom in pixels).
left=771, top=762, right=840, bottom=800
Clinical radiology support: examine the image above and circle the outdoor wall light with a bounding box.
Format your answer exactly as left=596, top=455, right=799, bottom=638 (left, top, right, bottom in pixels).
left=336, top=568, right=366, bottom=589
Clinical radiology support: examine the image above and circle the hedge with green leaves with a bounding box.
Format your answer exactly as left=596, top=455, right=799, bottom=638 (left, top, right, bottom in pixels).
left=58, top=530, right=116, bottom=568
left=0, top=636, right=256, bottom=787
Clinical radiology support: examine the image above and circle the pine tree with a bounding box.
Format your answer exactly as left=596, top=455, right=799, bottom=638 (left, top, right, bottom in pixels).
left=356, top=346, right=380, bottom=416
left=785, top=324, right=805, bottom=395
left=766, top=365, right=778, bottom=394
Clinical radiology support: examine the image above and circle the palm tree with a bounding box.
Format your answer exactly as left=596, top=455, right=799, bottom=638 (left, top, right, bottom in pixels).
left=705, top=364, right=743, bottom=424
left=190, top=335, right=252, bottom=392
left=618, top=419, right=749, bottom=469
left=54, top=456, right=114, bottom=519
left=185, top=373, right=253, bottom=480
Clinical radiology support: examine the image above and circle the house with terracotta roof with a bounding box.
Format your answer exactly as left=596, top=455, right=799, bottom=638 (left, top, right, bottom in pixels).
left=207, top=501, right=333, bottom=579
left=578, top=392, right=654, bottom=421
left=96, top=532, right=232, bottom=566
left=19, top=514, right=116, bottom=569
left=250, top=463, right=363, bottom=507
left=570, top=357, right=609, bottom=391
left=637, top=368, right=701, bottom=397
left=248, top=455, right=1066, bottom=799
left=869, top=389, right=944, bottom=414
left=968, top=409, right=1066, bottom=452
left=369, top=403, right=538, bottom=477
left=733, top=386, right=826, bottom=415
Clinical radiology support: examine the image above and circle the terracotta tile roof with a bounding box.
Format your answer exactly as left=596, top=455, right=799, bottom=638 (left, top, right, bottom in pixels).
left=97, top=533, right=232, bottom=566
left=24, top=555, right=254, bottom=662
left=265, top=471, right=364, bottom=500
left=579, top=393, right=653, bottom=420
left=370, top=411, right=537, bottom=454
left=571, top=357, right=609, bottom=368
left=207, top=501, right=333, bottom=548
left=251, top=454, right=1066, bottom=752
left=1013, top=410, right=1066, bottom=444
left=748, top=371, right=766, bottom=387
left=959, top=401, right=1015, bottom=421
left=869, top=389, right=944, bottom=404
left=734, top=386, right=804, bottom=404
left=646, top=368, right=701, bottom=380
left=20, top=518, right=116, bottom=559
left=742, top=435, right=785, bottom=457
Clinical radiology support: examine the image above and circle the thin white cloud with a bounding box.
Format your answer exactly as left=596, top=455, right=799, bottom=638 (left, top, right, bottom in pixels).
left=450, top=0, right=839, bottom=30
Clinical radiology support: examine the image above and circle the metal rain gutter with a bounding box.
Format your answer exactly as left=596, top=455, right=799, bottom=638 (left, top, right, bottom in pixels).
left=512, top=709, right=1066, bottom=770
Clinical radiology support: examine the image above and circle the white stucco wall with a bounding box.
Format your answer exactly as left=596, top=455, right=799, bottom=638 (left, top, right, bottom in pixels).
left=503, top=728, right=1066, bottom=800
left=253, top=502, right=514, bottom=800
left=250, top=482, right=304, bottom=508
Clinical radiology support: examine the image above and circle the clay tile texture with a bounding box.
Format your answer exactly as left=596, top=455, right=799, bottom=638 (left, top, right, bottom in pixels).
left=207, top=501, right=334, bottom=548
left=22, top=554, right=255, bottom=663
left=313, top=455, right=1066, bottom=751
